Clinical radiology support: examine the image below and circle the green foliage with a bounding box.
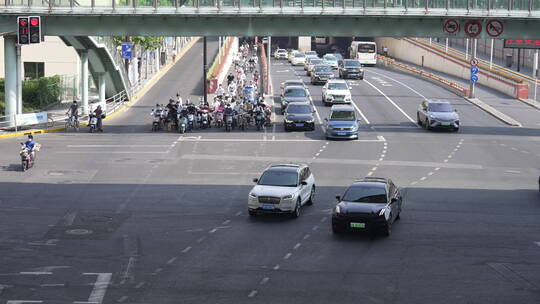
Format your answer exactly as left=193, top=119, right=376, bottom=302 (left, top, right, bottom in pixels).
left=21, top=76, right=61, bottom=111
left=113, top=36, right=163, bottom=51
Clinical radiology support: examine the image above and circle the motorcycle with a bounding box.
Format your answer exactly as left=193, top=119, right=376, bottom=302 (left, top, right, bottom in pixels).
left=177, top=114, right=188, bottom=134
left=236, top=112, right=246, bottom=131
left=254, top=110, right=264, bottom=131
left=20, top=143, right=32, bottom=171
left=199, top=109, right=210, bottom=129
left=152, top=115, right=161, bottom=132
left=224, top=112, right=234, bottom=132
left=264, top=107, right=272, bottom=127
left=187, top=113, right=195, bottom=131
left=89, top=114, right=98, bottom=133
left=214, top=110, right=224, bottom=128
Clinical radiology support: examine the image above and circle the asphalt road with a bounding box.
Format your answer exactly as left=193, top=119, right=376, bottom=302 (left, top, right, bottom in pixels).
left=0, top=44, right=539, bottom=304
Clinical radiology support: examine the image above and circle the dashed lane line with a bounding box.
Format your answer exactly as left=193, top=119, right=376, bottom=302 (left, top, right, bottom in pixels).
left=363, top=79, right=419, bottom=126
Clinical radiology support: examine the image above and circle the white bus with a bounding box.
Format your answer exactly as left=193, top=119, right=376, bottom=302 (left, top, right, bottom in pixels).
left=349, top=41, right=377, bottom=65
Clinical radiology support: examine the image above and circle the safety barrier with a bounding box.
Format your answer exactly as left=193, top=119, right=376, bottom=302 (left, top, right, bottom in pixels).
left=206, top=37, right=238, bottom=94
left=375, top=37, right=529, bottom=99
left=258, top=42, right=269, bottom=95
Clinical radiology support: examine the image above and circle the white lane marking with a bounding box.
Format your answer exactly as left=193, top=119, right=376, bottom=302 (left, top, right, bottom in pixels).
left=534, top=242, right=540, bottom=247
left=367, top=171, right=373, bottom=176
left=350, top=99, right=371, bottom=124
left=273, top=264, right=281, bottom=270
left=167, top=257, right=177, bottom=264
left=63, top=211, right=78, bottom=226
left=319, top=149, right=324, bottom=152
left=40, top=283, right=65, bottom=287
left=377, top=135, right=386, bottom=142
left=154, top=268, right=163, bottom=274
left=320, top=217, right=327, bottom=223
left=248, top=290, right=258, bottom=298
left=58, top=151, right=168, bottom=154
left=371, top=167, right=378, bottom=171
left=303, top=234, right=311, bottom=240
left=511, top=147, right=519, bottom=151
left=197, top=237, right=206, bottom=243
left=363, top=79, right=418, bottom=125
left=427, top=172, right=434, bottom=176
left=117, top=296, right=128, bottom=303
left=235, top=211, right=242, bottom=216
left=7, top=301, right=43, bottom=304
left=410, top=181, right=418, bottom=185
left=260, top=277, right=270, bottom=285
left=283, top=253, right=292, bottom=259
left=315, top=153, right=320, bottom=156
left=182, top=246, right=192, bottom=253
left=135, top=282, right=145, bottom=289
left=312, top=225, right=319, bottom=231
left=378, top=158, right=383, bottom=161
left=19, top=272, right=52, bottom=275
left=521, top=150, right=530, bottom=154
left=309, top=96, right=326, bottom=133
left=83, top=273, right=112, bottom=304
left=366, top=69, right=427, bottom=99
left=121, top=257, right=136, bottom=284
left=222, top=219, right=231, bottom=225
left=435, top=167, right=441, bottom=171
left=504, top=170, right=521, bottom=174
left=67, top=145, right=170, bottom=148
left=173, top=138, right=385, bottom=143
left=293, top=243, right=302, bottom=250
left=443, top=159, right=449, bottom=162
left=420, top=177, right=427, bottom=181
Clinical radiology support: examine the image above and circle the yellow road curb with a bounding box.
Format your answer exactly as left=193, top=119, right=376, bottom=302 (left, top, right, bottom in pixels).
left=0, top=37, right=201, bottom=140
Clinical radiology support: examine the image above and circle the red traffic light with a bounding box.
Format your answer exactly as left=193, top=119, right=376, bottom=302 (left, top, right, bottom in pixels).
left=19, top=19, right=28, bottom=26
left=30, top=18, right=39, bottom=26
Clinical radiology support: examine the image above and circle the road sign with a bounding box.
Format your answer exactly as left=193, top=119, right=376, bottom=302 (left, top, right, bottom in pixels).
left=470, top=58, right=479, bottom=66
left=471, top=66, right=479, bottom=74
left=470, top=75, right=479, bottom=83
left=486, top=20, right=504, bottom=38
left=464, top=20, right=482, bottom=38
left=504, top=39, right=540, bottom=49
left=121, top=42, right=133, bottom=59
left=443, top=19, right=460, bottom=35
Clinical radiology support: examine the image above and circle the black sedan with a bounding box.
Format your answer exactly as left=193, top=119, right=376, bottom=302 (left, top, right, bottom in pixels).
left=332, top=177, right=402, bottom=236
left=310, top=64, right=335, bottom=85
left=284, top=103, right=315, bottom=131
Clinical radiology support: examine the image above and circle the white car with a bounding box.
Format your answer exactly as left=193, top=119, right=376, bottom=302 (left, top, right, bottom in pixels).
left=291, top=53, right=306, bottom=66
left=248, top=164, right=316, bottom=218
left=274, top=49, right=288, bottom=59
left=288, top=50, right=299, bottom=62
left=322, top=79, right=353, bottom=106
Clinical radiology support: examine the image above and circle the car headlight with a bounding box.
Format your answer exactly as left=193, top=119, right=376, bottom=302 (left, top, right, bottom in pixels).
left=249, top=193, right=257, bottom=199
left=306, top=119, right=314, bottom=123
left=285, top=119, right=293, bottom=123
left=326, top=96, right=334, bottom=101
left=335, top=205, right=341, bottom=214
left=282, top=194, right=294, bottom=200
left=429, top=114, right=436, bottom=119
left=378, top=208, right=386, bottom=216
left=345, top=96, right=352, bottom=102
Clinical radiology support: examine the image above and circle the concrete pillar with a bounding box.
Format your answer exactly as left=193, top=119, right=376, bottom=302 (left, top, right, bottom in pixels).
left=298, top=36, right=311, bottom=52
left=80, top=51, right=89, bottom=115
left=98, top=72, right=106, bottom=106
left=4, top=36, right=17, bottom=124
left=155, top=48, right=160, bottom=73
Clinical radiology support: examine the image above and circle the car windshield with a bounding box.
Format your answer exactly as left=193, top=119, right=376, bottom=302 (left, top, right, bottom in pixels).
left=330, top=110, right=355, bottom=121
left=324, top=55, right=337, bottom=61
left=306, top=51, right=317, bottom=56
left=258, top=170, right=298, bottom=187
left=285, top=88, right=307, bottom=97
left=328, top=83, right=348, bottom=90
left=333, top=54, right=344, bottom=60
left=295, top=53, right=305, bottom=58
left=344, top=60, right=361, bottom=67
left=358, top=44, right=376, bottom=53
left=314, top=65, right=332, bottom=72
left=310, top=59, right=323, bottom=65
left=285, top=82, right=303, bottom=87
left=342, top=185, right=387, bottom=203
left=277, top=49, right=287, bottom=53
left=287, top=105, right=312, bottom=114
left=428, top=103, right=454, bottom=112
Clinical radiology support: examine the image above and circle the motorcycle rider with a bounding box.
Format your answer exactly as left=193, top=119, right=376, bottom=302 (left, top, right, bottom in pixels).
left=176, top=93, right=183, bottom=105
left=227, top=73, right=235, bottom=86
left=216, top=84, right=225, bottom=100
left=24, top=134, right=38, bottom=161
left=93, top=105, right=104, bottom=132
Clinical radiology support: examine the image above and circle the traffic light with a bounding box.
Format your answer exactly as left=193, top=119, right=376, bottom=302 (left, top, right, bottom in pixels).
left=29, top=16, right=41, bottom=44
left=17, top=17, right=29, bottom=45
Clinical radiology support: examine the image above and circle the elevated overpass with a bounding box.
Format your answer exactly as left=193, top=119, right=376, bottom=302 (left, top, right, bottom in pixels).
left=1, top=0, right=540, bottom=38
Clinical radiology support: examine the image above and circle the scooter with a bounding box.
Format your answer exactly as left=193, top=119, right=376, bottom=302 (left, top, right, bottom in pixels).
left=214, top=110, right=224, bottom=128
left=89, top=114, right=98, bottom=133
left=178, top=114, right=188, bottom=134
left=254, top=110, right=264, bottom=131
left=187, top=113, right=195, bottom=131
left=199, top=110, right=210, bottom=129
left=152, top=115, right=161, bottom=132
left=224, top=112, right=234, bottom=132
left=20, top=143, right=33, bottom=172
left=264, top=107, right=272, bottom=127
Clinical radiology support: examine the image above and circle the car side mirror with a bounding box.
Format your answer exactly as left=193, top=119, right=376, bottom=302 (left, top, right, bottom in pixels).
left=300, top=181, right=308, bottom=186
left=324, top=118, right=328, bottom=121
left=391, top=198, right=398, bottom=203
left=253, top=178, right=258, bottom=183
left=335, top=195, right=341, bottom=201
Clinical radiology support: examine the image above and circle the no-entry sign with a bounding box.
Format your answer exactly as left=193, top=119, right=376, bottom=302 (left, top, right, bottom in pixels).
left=443, top=19, right=460, bottom=35
left=464, top=20, right=482, bottom=38
left=486, top=20, right=504, bottom=37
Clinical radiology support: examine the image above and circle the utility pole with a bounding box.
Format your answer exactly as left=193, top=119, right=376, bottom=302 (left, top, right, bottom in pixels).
left=469, top=39, right=477, bottom=98
left=267, top=36, right=271, bottom=94
left=203, top=36, right=208, bottom=105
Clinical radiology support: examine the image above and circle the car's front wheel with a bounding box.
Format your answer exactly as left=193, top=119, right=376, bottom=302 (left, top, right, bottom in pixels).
left=332, top=222, right=343, bottom=234
left=291, top=199, right=301, bottom=218
left=381, top=221, right=392, bottom=237
left=417, top=113, right=422, bottom=125
left=307, top=186, right=315, bottom=205
left=248, top=210, right=257, bottom=217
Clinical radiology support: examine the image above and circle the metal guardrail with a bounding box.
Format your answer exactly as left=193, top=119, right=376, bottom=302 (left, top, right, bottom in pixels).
left=1, top=0, right=538, bottom=13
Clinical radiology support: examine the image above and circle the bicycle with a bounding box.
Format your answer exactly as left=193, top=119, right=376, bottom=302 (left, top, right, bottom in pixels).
left=65, top=115, right=80, bottom=132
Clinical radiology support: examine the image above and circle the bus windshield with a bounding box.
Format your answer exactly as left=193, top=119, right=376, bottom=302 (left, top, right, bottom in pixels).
left=358, top=44, right=376, bottom=53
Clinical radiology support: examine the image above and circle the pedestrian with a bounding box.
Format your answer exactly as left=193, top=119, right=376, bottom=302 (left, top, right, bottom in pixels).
left=227, top=73, right=235, bottom=86
left=383, top=46, right=388, bottom=57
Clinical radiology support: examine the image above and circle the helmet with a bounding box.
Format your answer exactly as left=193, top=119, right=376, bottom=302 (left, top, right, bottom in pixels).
left=156, top=104, right=160, bottom=107
left=28, top=134, right=33, bottom=140
left=73, top=100, right=78, bottom=104
left=97, top=105, right=102, bottom=109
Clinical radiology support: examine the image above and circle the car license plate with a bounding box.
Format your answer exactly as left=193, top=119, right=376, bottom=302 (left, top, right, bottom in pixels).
left=441, top=122, right=451, bottom=126
left=337, top=132, right=346, bottom=136
left=320, top=78, right=327, bottom=81
left=350, top=222, right=365, bottom=229
left=262, top=205, right=275, bottom=210
left=295, top=123, right=304, bottom=127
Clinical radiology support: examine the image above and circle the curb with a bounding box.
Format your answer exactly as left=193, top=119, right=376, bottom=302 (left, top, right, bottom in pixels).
left=465, top=98, right=522, bottom=127
left=518, top=98, right=540, bottom=111
left=0, top=37, right=201, bottom=140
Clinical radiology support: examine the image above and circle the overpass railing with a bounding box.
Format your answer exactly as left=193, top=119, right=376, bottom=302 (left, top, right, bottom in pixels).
left=1, top=0, right=539, bottom=13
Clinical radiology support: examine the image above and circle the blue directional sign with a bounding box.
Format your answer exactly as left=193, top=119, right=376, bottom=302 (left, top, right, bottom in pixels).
left=470, top=74, right=479, bottom=83
left=471, top=66, right=479, bottom=74
left=121, top=42, right=133, bottom=59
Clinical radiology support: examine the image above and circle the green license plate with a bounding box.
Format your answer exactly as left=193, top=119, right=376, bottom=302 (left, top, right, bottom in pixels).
left=441, top=122, right=451, bottom=126
left=350, top=222, right=365, bottom=229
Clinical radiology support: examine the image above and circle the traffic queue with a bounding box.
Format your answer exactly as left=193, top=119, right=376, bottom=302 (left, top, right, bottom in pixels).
left=150, top=42, right=271, bottom=133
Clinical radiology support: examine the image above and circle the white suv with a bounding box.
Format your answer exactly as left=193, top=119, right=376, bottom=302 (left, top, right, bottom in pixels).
left=274, top=49, right=288, bottom=59
left=248, top=164, right=316, bottom=218
left=322, top=79, right=353, bottom=106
